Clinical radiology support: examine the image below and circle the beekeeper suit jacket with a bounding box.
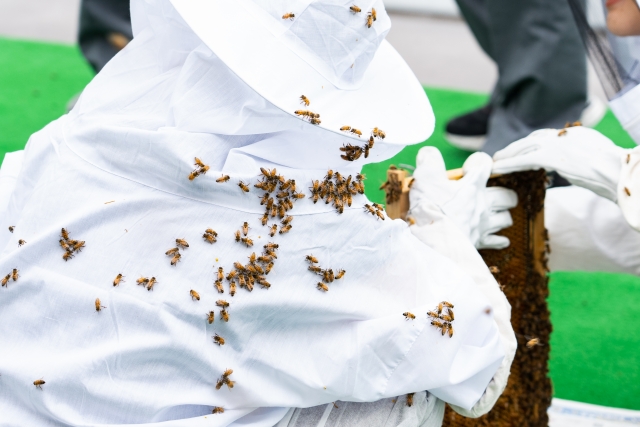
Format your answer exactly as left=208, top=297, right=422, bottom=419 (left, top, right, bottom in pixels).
left=0, top=0, right=514, bottom=426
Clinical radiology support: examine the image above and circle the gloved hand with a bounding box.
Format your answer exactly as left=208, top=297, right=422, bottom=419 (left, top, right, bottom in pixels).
left=410, top=147, right=518, bottom=250
left=492, top=126, right=629, bottom=202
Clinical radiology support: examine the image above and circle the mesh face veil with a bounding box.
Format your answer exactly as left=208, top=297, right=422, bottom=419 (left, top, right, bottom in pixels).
left=568, top=0, right=640, bottom=144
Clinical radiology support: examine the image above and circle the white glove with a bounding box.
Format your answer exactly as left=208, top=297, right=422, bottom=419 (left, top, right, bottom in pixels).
left=492, top=127, right=629, bottom=202
left=410, top=147, right=518, bottom=250
left=409, top=201, right=517, bottom=418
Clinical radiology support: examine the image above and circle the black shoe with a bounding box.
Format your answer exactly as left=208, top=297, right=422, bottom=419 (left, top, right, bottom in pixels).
left=445, top=104, right=492, bottom=151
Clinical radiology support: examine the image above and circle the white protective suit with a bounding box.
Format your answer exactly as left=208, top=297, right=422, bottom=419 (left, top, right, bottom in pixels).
left=0, top=0, right=514, bottom=426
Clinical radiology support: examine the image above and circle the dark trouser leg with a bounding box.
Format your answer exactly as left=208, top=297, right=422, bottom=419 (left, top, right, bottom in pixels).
left=455, top=0, right=587, bottom=155
left=78, top=0, right=132, bottom=73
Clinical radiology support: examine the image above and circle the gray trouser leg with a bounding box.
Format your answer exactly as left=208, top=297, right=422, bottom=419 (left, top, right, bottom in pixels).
left=78, top=0, right=132, bottom=72
left=455, top=0, right=587, bottom=155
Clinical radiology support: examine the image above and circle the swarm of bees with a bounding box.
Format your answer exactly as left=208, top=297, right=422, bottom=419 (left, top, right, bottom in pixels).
left=215, top=368, right=235, bottom=390
left=136, top=276, right=157, bottom=291
left=189, top=157, right=210, bottom=181
left=305, top=254, right=345, bottom=292
left=309, top=170, right=365, bottom=214
left=95, top=298, right=106, bottom=312
left=380, top=169, right=402, bottom=204
left=255, top=167, right=304, bottom=231
left=282, top=12, right=295, bottom=20
left=166, top=239, right=188, bottom=266
left=339, top=128, right=383, bottom=161
left=427, top=301, right=455, bottom=338
left=1, top=268, right=19, bottom=287
left=226, top=243, right=278, bottom=293
left=59, top=228, right=86, bottom=261
left=558, top=121, right=582, bottom=137
left=203, top=228, right=218, bottom=244
left=294, top=109, right=321, bottom=125
left=364, top=203, right=385, bottom=220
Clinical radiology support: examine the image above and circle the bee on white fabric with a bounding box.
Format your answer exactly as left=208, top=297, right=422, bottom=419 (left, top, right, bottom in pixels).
left=166, top=247, right=179, bottom=256
left=300, top=95, right=310, bottom=106
left=8, top=226, right=14, bottom=233
left=146, top=277, right=157, bottom=291
left=18, top=239, right=26, bottom=246
left=1, top=274, right=10, bottom=287
left=403, top=312, right=415, bottom=320
left=212, top=406, right=224, bottom=414
left=317, top=282, right=329, bottom=292
left=190, top=289, right=200, bottom=301
left=176, top=238, right=189, bottom=249
left=33, top=378, right=45, bottom=390
left=220, top=309, right=230, bottom=322
left=95, top=298, right=106, bottom=312
left=213, top=333, right=225, bottom=345
left=113, top=273, right=124, bottom=287
left=350, top=5, right=361, bottom=13
left=366, top=13, right=373, bottom=28
left=214, top=280, right=224, bottom=294
left=406, top=392, right=414, bottom=407
left=238, top=181, right=250, bottom=193
left=526, top=337, right=542, bottom=348
left=216, top=175, right=230, bottom=183
left=216, top=300, right=230, bottom=308
left=170, top=252, right=182, bottom=266
left=282, top=12, right=295, bottom=20
left=242, top=222, right=250, bottom=236
left=207, top=311, right=215, bottom=324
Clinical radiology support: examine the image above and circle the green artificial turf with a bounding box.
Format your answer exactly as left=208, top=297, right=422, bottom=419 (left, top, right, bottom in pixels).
left=1, top=36, right=639, bottom=410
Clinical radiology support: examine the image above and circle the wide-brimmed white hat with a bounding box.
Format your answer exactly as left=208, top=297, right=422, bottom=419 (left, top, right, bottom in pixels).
left=170, top=0, right=434, bottom=146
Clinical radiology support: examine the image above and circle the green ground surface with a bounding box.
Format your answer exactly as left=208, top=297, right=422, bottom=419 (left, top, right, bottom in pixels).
left=1, top=37, right=639, bottom=410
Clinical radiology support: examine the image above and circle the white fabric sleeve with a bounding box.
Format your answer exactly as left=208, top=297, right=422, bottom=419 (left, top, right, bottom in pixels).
left=408, top=200, right=517, bottom=418
left=618, top=146, right=640, bottom=232
left=0, top=150, right=25, bottom=213
left=546, top=186, right=640, bottom=275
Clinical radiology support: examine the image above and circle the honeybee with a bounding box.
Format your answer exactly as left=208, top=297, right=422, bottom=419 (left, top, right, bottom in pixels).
left=441, top=313, right=453, bottom=322
left=194, top=157, right=205, bottom=168
left=282, top=12, right=295, bottom=20
left=95, top=298, right=106, bottom=312
left=308, top=265, right=322, bottom=274
left=58, top=239, right=70, bottom=251
left=427, top=310, right=439, bottom=318
left=264, top=242, right=279, bottom=250
left=170, top=252, right=182, bottom=266
left=203, top=233, right=217, bottom=244
left=113, top=273, right=124, bottom=287
left=166, top=247, right=180, bottom=256
left=265, top=262, right=274, bottom=275
left=216, top=299, right=229, bottom=308
left=206, top=311, right=215, bottom=324
left=18, top=239, right=26, bottom=246
left=363, top=145, right=370, bottom=158
left=229, top=281, right=237, bottom=296
left=234, top=261, right=245, bottom=271
left=340, top=126, right=352, bottom=132
left=442, top=301, right=454, bottom=308
left=367, top=136, right=375, bottom=149
left=8, top=226, right=14, bottom=233
left=366, top=13, right=373, bottom=28
left=371, top=7, right=377, bottom=20
left=215, top=280, right=224, bottom=293
left=325, top=169, right=334, bottom=180
left=212, top=406, right=224, bottom=414
left=322, top=269, right=334, bottom=283
left=1, top=274, right=10, bottom=287
left=336, top=269, right=345, bottom=280
left=364, top=204, right=376, bottom=215
left=317, top=282, right=329, bottom=292
left=431, top=320, right=444, bottom=330
left=146, top=277, right=157, bottom=291
left=216, top=174, right=230, bottom=183
left=190, top=289, right=200, bottom=301
left=137, top=276, right=149, bottom=286
left=279, top=224, right=292, bottom=234
left=281, top=216, right=293, bottom=227
left=437, top=302, right=443, bottom=314
left=306, top=254, right=319, bottom=264
left=447, top=308, right=455, bottom=321
left=223, top=378, right=235, bottom=389
left=625, top=187, right=631, bottom=196
left=220, top=309, right=229, bottom=322
left=216, top=378, right=224, bottom=390
left=241, top=237, right=253, bottom=247
left=238, top=181, right=250, bottom=193
left=62, top=251, right=74, bottom=261
left=269, top=224, right=278, bottom=237
left=526, top=337, right=542, bottom=348
left=71, top=240, right=85, bottom=252
left=406, top=392, right=414, bottom=407
left=403, top=312, right=415, bottom=320
left=61, top=228, right=70, bottom=240
left=444, top=323, right=454, bottom=338
left=300, top=95, right=310, bottom=106
left=188, top=170, right=200, bottom=181
left=259, top=212, right=268, bottom=226
left=33, top=378, right=45, bottom=390
left=372, top=127, right=385, bottom=139
left=350, top=5, right=361, bottom=13
left=558, top=129, right=567, bottom=137
left=176, top=238, right=189, bottom=249
left=350, top=128, right=362, bottom=137
left=205, top=229, right=218, bottom=236
left=260, top=279, right=271, bottom=289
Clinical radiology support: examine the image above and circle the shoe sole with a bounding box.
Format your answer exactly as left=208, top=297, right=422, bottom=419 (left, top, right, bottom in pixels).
left=444, top=133, right=486, bottom=152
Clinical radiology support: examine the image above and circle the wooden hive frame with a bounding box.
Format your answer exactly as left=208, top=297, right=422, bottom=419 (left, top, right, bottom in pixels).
left=383, top=167, right=552, bottom=427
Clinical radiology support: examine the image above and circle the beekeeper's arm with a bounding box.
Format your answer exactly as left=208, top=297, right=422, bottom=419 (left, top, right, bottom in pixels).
left=492, top=127, right=640, bottom=231
left=408, top=147, right=518, bottom=417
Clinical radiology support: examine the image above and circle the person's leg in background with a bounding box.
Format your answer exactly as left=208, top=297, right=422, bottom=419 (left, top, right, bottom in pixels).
left=78, top=0, right=132, bottom=73
left=448, top=0, right=589, bottom=156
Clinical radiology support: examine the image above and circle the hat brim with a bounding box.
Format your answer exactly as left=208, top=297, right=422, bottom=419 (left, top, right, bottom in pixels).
left=170, top=0, right=435, bottom=146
